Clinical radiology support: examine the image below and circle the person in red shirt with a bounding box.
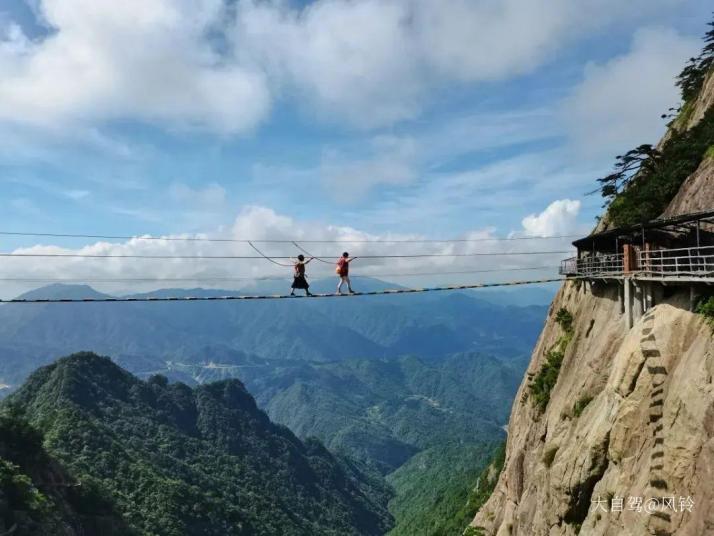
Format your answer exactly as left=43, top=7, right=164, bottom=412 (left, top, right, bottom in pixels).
left=291, top=254, right=314, bottom=296
left=336, top=252, right=357, bottom=294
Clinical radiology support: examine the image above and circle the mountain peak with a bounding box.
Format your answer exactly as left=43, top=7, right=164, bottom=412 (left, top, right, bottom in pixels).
left=16, top=283, right=111, bottom=301
left=7, top=353, right=392, bottom=535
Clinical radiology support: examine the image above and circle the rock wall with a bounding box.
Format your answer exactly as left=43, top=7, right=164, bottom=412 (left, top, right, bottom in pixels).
left=662, top=156, right=713, bottom=217
left=472, top=281, right=714, bottom=535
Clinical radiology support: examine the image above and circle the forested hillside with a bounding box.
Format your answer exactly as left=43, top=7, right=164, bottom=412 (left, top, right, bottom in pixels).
left=0, top=281, right=548, bottom=393
left=0, top=283, right=547, bottom=535
left=0, top=410, right=132, bottom=535
left=4, top=353, right=392, bottom=536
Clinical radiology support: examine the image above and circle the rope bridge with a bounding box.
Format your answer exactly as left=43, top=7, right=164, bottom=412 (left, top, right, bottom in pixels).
left=0, top=278, right=563, bottom=304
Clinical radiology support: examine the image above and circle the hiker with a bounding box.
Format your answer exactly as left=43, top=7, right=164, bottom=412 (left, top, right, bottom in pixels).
left=291, top=254, right=314, bottom=296
left=336, top=252, right=357, bottom=294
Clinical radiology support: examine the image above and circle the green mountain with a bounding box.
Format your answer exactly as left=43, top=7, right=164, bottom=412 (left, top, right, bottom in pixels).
left=0, top=283, right=546, bottom=392
left=386, top=441, right=504, bottom=536
left=5, top=352, right=393, bottom=536
left=0, top=409, right=133, bottom=535
left=163, top=352, right=523, bottom=535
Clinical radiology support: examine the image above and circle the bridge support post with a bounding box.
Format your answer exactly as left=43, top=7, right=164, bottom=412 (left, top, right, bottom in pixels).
left=644, top=282, right=654, bottom=311
left=633, top=282, right=644, bottom=323
left=618, top=282, right=625, bottom=314
left=624, top=278, right=633, bottom=329
left=690, top=286, right=700, bottom=312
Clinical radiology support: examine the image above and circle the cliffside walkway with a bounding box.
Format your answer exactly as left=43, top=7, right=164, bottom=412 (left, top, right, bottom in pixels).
left=0, top=277, right=563, bottom=304
left=559, top=210, right=714, bottom=327
left=559, top=244, right=714, bottom=282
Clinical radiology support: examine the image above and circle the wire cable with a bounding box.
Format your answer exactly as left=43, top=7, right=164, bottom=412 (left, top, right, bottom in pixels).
left=247, top=241, right=294, bottom=267
left=0, top=278, right=564, bottom=303
left=0, top=265, right=558, bottom=283
left=292, top=241, right=334, bottom=264
left=0, top=250, right=573, bottom=260
left=0, top=230, right=580, bottom=243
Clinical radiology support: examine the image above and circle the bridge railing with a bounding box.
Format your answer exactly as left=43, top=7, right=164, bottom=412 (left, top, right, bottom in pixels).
left=559, top=254, right=625, bottom=277
left=639, top=245, right=714, bottom=277
left=560, top=245, right=714, bottom=278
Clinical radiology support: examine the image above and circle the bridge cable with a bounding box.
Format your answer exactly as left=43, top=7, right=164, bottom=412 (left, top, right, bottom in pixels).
left=0, top=231, right=580, bottom=244
left=246, top=241, right=293, bottom=267
left=0, top=250, right=573, bottom=260
left=0, top=278, right=564, bottom=304
left=291, top=241, right=334, bottom=265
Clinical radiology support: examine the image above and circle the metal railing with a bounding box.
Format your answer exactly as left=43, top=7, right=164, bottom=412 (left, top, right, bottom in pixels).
left=559, top=254, right=625, bottom=277
left=560, top=245, right=714, bottom=279
left=639, top=246, right=714, bottom=278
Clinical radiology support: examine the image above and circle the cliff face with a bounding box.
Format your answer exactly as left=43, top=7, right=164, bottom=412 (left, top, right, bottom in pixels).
left=472, top=282, right=713, bottom=535
left=472, top=68, right=714, bottom=536
left=663, top=69, right=714, bottom=216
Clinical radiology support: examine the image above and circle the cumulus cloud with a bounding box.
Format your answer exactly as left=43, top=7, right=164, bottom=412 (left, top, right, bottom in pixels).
left=563, top=27, right=699, bottom=159
left=233, top=0, right=423, bottom=127
left=0, top=0, right=688, bottom=134
left=0, top=0, right=270, bottom=134
left=0, top=204, right=578, bottom=298
left=232, top=0, right=686, bottom=127
left=520, top=199, right=581, bottom=237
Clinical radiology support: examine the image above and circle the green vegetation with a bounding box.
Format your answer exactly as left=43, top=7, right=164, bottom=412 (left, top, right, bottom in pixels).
left=676, top=17, right=713, bottom=102
left=597, top=106, right=714, bottom=226
left=4, top=352, right=393, bottom=536
left=240, top=352, right=523, bottom=534
left=595, top=16, right=714, bottom=227
left=0, top=286, right=545, bottom=535
left=0, top=459, right=50, bottom=521
left=461, top=442, right=507, bottom=536
left=573, top=394, right=594, bottom=418
left=387, top=442, right=499, bottom=536
left=697, top=296, right=714, bottom=332
left=529, top=308, right=575, bottom=412
left=387, top=441, right=506, bottom=536
left=0, top=409, right=132, bottom=535
left=198, top=344, right=527, bottom=536
left=555, top=308, right=574, bottom=333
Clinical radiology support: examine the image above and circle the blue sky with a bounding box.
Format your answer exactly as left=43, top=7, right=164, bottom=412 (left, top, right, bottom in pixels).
left=0, top=0, right=710, bottom=295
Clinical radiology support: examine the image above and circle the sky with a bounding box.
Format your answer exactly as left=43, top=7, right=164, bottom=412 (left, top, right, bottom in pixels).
left=0, top=0, right=711, bottom=297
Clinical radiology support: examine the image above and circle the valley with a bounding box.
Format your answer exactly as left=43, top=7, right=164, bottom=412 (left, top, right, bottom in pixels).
left=0, top=281, right=551, bottom=534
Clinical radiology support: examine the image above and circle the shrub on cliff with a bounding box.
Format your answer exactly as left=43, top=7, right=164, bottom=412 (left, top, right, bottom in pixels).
left=595, top=15, right=714, bottom=227
left=529, top=309, right=575, bottom=412
left=697, top=296, right=714, bottom=332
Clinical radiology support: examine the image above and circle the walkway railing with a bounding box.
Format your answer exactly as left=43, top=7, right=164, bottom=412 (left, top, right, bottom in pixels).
left=559, top=254, right=624, bottom=277
left=639, top=246, right=714, bottom=278
left=560, top=245, right=714, bottom=279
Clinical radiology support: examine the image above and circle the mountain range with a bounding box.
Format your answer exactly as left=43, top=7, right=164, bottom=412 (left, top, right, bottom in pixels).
left=0, top=281, right=548, bottom=534
left=3, top=353, right=392, bottom=535
left=0, top=280, right=547, bottom=392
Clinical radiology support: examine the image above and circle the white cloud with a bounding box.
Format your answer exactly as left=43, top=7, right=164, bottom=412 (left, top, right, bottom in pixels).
left=233, top=0, right=423, bottom=127
left=0, top=204, right=578, bottom=298
left=0, top=0, right=270, bottom=134
left=521, top=199, right=581, bottom=237
left=0, top=0, right=689, bottom=135
left=232, top=0, right=685, bottom=127
left=563, top=27, right=699, bottom=159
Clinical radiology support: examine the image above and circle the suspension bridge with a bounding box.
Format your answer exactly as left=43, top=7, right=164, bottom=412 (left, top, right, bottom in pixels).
left=0, top=228, right=573, bottom=303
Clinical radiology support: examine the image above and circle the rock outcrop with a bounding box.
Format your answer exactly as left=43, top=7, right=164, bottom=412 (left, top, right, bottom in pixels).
left=472, top=282, right=713, bottom=535
left=472, top=57, right=714, bottom=536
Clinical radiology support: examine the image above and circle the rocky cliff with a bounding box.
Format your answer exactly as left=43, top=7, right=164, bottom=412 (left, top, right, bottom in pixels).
left=471, top=281, right=713, bottom=536
left=471, top=52, right=714, bottom=536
